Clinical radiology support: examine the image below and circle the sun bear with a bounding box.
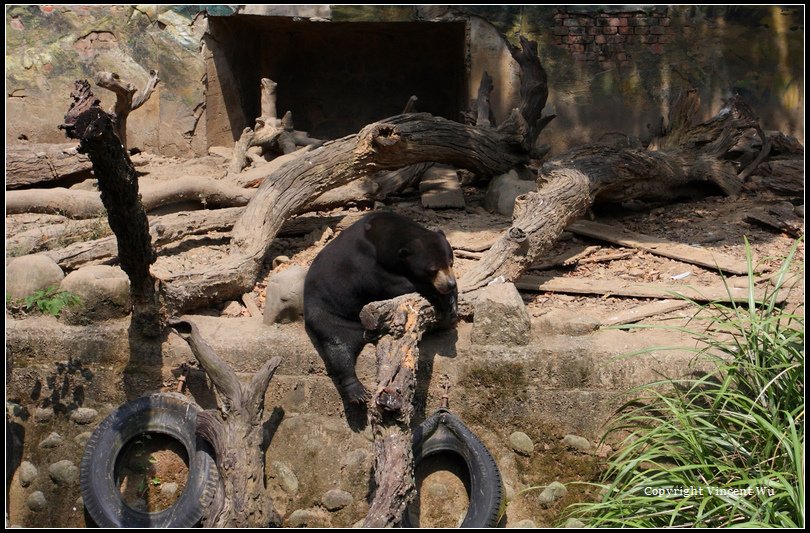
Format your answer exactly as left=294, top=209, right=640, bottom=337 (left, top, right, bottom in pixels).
left=304, top=211, right=457, bottom=404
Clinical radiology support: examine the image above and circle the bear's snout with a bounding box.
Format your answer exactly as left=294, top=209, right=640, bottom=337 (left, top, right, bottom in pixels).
left=433, top=268, right=457, bottom=294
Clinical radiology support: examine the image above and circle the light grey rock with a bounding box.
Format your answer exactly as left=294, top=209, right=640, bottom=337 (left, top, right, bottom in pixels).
left=18, top=461, right=38, bottom=487
left=34, top=407, right=54, bottom=423
left=69, top=407, right=98, bottom=425
left=562, top=434, right=592, bottom=452
left=26, top=491, right=47, bottom=512
left=535, top=309, right=600, bottom=336
left=220, top=300, right=244, bottom=317
left=484, top=169, right=536, bottom=216
left=272, top=461, right=299, bottom=494
left=538, top=481, right=567, bottom=505
left=509, top=431, right=534, bottom=456
left=161, top=482, right=179, bottom=496
left=426, top=483, right=448, bottom=499
left=263, top=266, right=307, bottom=324
left=564, top=518, right=586, bottom=528
left=6, top=255, right=65, bottom=300
left=59, top=265, right=130, bottom=324
left=39, top=432, right=64, bottom=449
left=322, top=488, right=353, bottom=511
left=287, top=508, right=331, bottom=528
left=472, top=282, right=531, bottom=346
left=48, top=460, right=79, bottom=485
left=75, top=432, right=93, bottom=447
left=510, top=519, right=537, bottom=528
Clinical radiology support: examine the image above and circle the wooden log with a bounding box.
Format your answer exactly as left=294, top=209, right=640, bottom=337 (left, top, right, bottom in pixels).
left=601, top=299, right=693, bottom=326
left=516, top=274, right=786, bottom=304
left=60, top=80, right=162, bottom=335
left=169, top=318, right=282, bottom=527
left=6, top=143, right=92, bottom=189
left=359, top=294, right=441, bottom=527
left=507, top=36, right=555, bottom=149
left=567, top=220, right=751, bottom=275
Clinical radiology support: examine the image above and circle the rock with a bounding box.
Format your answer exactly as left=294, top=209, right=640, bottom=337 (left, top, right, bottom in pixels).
left=49, top=460, right=79, bottom=485
left=562, top=434, right=591, bottom=452
left=207, top=145, right=232, bottom=158
left=564, top=518, right=586, bottom=528
left=34, top=407, right=54, bottom=423
left=504, top=482, right=516, bottom=501
left=272, top=461, right=299, bottom=494
left=538, top=481, right=567, bottom=505
left=69, top=407, right=98, bottom=425
left=287, top=508, right=331, bottom=528
left=534, top=309, right=599, bottom=336
left=74, top=432, right=93, bottom=447
left=508, top=431, right=534, bottom=456
left=595, top=443, right=612, bottom=458
left=484, top=169, right=536, bottom=216
left=18, top=461, right=38, bottom=487
left=471, top=282, right=531, bottom=346
left=420, top=165, right=465, bottom=209
left=263, top=266, right=307, bottom=324
left=161, top=482, right=179, bottom=496
left=6, top=255, right=65, bottom=300
left=39, top=432, right=64, bottom=448
left=511, top=519, right=537, bottom=528
left=795, top=204, right=804, bottom=218
left=27, top=491, right=47, bottom=512
left=220, top=300, right=243, bottom=317
left=322, top=488, right=353, bottom=511
left=272, top=255, right=290, bottom=269
left=59, top=265, right=131, bottom=324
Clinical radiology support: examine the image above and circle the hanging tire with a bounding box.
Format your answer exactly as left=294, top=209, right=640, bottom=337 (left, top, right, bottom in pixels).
left=403, top=408, right=504, bottom=528
left=80, top=392, right=218, bottom=528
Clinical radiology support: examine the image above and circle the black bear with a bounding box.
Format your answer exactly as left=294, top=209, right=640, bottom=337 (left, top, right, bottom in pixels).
left=304, top=211, right=457, bottom=404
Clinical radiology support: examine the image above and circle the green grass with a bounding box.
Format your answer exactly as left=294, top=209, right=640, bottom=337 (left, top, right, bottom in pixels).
left=6, top=286, right=81, bottom=317
left=567, top=239, right=804, bottom=527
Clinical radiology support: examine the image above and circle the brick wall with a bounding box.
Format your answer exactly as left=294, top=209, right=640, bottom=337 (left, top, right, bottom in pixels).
left=552, top=8, right=675, bottom=68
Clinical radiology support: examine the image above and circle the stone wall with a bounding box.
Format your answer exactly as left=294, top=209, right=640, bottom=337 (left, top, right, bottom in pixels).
left=5, top=5, right=803, bottom=155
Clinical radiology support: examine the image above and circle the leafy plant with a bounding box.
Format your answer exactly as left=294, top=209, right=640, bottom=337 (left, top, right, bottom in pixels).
left=7, top=286, right=81, bottom=317
left=567, top=239, right=804, bottom=527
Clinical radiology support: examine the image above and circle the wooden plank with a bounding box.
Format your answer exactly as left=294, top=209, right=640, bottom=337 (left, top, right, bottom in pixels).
left=601, top=299, right=693, bottom=326
left=516, top=274, right=785, bottom=304
left=567, top=220, right=750, bottom=275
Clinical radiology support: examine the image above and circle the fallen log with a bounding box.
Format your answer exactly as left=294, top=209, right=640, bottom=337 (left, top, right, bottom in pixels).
left=169, top=318, right=282, bottom=527
left=6, top=143, right=92, bottom=189
left=461, top=93, right=766, bottom=292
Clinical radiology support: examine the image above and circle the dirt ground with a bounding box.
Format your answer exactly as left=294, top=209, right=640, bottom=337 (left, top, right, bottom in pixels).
left=116, top=433, right=188, bottom=513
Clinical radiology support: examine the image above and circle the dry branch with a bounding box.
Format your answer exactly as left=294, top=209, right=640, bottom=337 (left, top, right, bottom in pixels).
left=95, top=70, right=159, bottom=150
left=169, top=318, right=282, bottom=528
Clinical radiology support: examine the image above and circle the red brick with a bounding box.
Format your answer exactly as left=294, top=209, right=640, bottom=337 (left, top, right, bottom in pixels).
left=568, top=26, right=586, bottom=35
left=657, top=34, right=673, bottom=44
left=566, top=34, right=587, bottom=44
left=603, top=26, right=618, bottom=35
left=552, top=26, right=569, bottom=36
left=594, top=34, right=607, bottom=44
left=635, top=26, right=650, bottom=35
left=640, top=34, right=657, bottom=44
left=660, top=17, right=671, bottom=26
left=563, top=18, right=579, bottom=26
left=606, top=34, right=626, bottom=44
left=582, top=35, right=594, bottom=43
left=570, top=44, right=586, bottom=52
left=651, top=26, right=666, bottom=35
left=588, top=26, right=601, bottom=35
left=624, top=35, right=637, bottom=44
left=618, top=24, right=634, bottom=34
left=650, top=43, right=664, bottom=54
left=634, top=17, right=651, bottom=26
left=609, top=17, right=624, bottom=26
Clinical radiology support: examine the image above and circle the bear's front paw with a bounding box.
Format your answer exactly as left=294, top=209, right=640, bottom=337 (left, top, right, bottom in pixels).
left=342, top=378, right=369, bottom=405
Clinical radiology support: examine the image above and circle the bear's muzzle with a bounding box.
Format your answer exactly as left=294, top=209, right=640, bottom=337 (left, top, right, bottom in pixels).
left=433, top=268, right=457, bottom=295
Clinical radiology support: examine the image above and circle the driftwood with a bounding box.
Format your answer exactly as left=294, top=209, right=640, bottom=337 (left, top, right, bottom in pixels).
left=95, top=70, right=159, bottom=150
left=601, top=300, right=693, bottom=327
left=228, top=78, right=320, bottom=175
left=460, top=93, right=765, bottom=293
left=6, top=143, right=92, bottom=189
left=359, top=294, right=443, bottom=527
left=169, top=318, right=282, bottom=527
left=60, top=80, right=163, bottom=335
left=508, top=35, right=555, bottom=152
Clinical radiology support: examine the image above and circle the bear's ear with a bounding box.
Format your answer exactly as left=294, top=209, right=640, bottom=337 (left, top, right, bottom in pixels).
left=398, top=247, right=411, bottom=258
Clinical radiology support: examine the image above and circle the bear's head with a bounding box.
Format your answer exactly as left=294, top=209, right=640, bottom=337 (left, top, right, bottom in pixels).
left=397, top=230, right=456, bottom=296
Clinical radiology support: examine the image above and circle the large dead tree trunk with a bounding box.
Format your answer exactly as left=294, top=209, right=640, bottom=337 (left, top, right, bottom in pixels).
left=6, top=143, right=92, bottom=189
left=169, top=318, right=282, bottom=527
left=60, top=80, right=163, bottom=335
left=461, top=93, right=764, bottom=292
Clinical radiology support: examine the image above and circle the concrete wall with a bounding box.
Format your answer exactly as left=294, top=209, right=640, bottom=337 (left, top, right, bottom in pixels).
left=5, top=5, right=803, bottom=156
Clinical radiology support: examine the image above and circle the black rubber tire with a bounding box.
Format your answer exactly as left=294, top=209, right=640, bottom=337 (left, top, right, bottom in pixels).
left=80, top=393, right=218, bottom=528
left=403, top=408, right=504, bottom=528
